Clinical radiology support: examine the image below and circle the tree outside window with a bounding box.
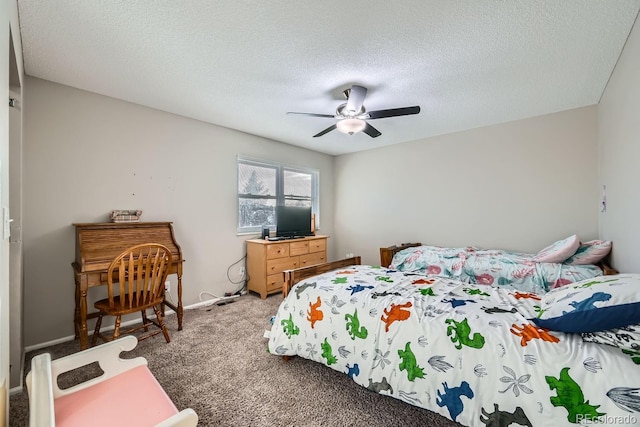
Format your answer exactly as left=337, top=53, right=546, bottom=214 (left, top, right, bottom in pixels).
left=237, top=157, right=319, bottom=234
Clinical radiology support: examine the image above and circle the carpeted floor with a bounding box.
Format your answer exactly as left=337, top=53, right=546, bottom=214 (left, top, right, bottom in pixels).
left=10, top=294, right=462, bottom=426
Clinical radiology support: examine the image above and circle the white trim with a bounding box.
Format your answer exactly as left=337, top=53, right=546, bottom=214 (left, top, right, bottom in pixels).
left=23, top=313, right=172, bottom=352
left=23, top=296, right=241, bottom=352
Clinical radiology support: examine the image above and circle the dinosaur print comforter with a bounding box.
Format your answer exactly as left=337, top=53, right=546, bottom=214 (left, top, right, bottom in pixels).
left=267, top=265, right=640, bottom=427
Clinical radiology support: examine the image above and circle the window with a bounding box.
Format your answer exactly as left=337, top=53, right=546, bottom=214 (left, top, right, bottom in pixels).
left=237, top=157, right=319, bottom=234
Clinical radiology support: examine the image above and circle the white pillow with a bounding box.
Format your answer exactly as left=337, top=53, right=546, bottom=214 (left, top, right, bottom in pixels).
left=532, top=234, right=579, bottom=263
left=564, top=240, right=612, bottom=265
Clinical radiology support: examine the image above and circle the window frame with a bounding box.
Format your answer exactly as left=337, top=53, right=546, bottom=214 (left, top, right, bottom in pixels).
left=237, top=156, right=319, bottom=235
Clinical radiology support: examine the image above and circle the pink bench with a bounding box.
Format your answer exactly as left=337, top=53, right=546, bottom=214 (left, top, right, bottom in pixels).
left=26, top=336, right=197, bottom=427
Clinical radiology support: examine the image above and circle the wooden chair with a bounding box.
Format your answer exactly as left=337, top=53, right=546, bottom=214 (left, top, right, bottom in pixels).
left=92, top=243, right=173, bottom=346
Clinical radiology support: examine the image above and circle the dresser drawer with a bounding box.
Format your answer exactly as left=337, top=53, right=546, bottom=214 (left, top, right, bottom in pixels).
left=266, top=243, right=289, bottom=259
left=266, top=256, right=299, bottom=275
left=289, top=241, right=310, bottom=256
left=300, top=251, right=326, bottom=267
left=308, top=239, right=326, bottom=253
left=266, top=273, right=285, bottom=292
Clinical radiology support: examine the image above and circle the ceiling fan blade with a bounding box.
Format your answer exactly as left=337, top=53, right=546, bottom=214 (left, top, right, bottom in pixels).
left=313, top=124, right=337, bottom=137
left=362, top=122, right=381, bottom=138
left=287, top=112, right=335, bottom=118
left=345, top=85, right=367, bottom=115
left=365, top=106, right=421, bottom=120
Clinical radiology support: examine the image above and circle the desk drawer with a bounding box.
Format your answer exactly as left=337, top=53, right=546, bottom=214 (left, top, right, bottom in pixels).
left=266, top=257, right=299, bottom=275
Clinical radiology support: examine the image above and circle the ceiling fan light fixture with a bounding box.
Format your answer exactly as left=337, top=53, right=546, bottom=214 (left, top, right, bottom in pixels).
left=336, top=118, right=366, bottom=135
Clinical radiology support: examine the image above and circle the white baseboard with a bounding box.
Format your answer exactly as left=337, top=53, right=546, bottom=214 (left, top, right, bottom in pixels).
left=23, top=315, right=166, bottom=352
left=24, top=295, right=241, bottom=352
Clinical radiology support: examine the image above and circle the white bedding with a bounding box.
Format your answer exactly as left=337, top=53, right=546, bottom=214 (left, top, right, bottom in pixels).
left=267, top=265, right=640, bottom=427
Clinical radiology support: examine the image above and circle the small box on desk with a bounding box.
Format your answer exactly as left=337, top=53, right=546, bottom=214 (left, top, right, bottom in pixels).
left=110, top=210, right=142, bottom=223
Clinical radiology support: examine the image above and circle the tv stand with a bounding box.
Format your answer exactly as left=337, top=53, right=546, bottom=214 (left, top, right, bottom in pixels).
left=246, top=235, right=328, bottom=299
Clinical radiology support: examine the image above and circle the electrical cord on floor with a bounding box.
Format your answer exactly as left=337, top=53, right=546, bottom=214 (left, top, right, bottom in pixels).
left=199, top=290, right=223, bottom=300
left=226, top=253, right=248, bottom=295
left=184, top=248, right=252, bottom=308
left=198, top=291, right=224, bottom=303
left=190, top=291, right=226, bottom=311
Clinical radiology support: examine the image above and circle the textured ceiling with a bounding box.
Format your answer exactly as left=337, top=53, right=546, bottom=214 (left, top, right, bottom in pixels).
left=16, top=1, right=640, bottom=155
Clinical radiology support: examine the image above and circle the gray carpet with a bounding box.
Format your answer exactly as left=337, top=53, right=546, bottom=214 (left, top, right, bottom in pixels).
left=10, top=294, right=462, bottom=426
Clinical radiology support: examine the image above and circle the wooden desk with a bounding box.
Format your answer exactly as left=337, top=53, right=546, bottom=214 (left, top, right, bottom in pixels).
left=72, top=222, right=184, bottom=349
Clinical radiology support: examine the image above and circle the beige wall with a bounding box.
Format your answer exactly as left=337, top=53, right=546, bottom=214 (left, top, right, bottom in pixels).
left=333, top=106, right=600, bottom=265
left=22, top=77, right=335, bottom=346
left=598, top=14, right=640, bottom=273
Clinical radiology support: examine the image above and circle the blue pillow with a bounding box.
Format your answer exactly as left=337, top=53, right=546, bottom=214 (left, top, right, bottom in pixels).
left=532, top=274, right=640, bottom=333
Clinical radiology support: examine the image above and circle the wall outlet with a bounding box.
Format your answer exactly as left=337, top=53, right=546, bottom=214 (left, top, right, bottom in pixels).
left=346, top=252, right=354, bottom=258
left=239, top=266, right=245, bottom=276
left=165, top=281, right=170, bottom=293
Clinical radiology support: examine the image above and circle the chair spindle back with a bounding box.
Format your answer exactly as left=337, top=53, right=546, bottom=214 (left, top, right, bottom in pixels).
left=107, top=244, right=173, bottom=311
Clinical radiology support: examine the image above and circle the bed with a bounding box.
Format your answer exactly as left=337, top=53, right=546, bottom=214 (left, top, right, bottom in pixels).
left=267, top=246, right=640, bottom=427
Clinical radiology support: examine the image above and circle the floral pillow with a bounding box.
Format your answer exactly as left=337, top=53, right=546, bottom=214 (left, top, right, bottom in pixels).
left=532, top=234, right=579, bottom=263
left=582, top=323, right=640, bottom=352
left=389, top=246, right=427, bottom=272
left=532, top=274, right=640, bottom=333
left=564, top=240, right=612, bottom=265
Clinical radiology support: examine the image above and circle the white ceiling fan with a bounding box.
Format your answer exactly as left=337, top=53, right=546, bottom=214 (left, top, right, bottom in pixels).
left=287, top=85, right=420, bottom=138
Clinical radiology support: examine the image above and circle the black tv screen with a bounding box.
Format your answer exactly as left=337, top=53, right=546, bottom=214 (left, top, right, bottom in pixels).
left=276, top=205, right=312, bottom=238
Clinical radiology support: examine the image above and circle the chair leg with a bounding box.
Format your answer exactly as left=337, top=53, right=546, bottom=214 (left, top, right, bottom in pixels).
left=92, top=314, right=103, bottom=346
left=141, top=310, right=149, bottom=332
left=153, top=305, right=171, bottom=343
left=113, top=315, right=122, bottom=341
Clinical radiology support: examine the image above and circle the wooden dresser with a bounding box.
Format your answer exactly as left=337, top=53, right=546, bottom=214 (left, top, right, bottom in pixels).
left=246, top=235, right=328, bottom=299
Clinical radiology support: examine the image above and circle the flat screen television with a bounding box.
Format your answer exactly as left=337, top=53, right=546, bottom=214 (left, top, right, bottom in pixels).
left=275, top=205, right=313, bottom=238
